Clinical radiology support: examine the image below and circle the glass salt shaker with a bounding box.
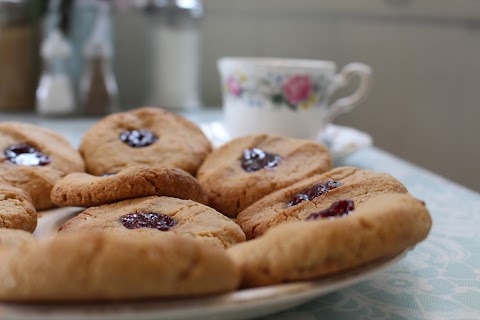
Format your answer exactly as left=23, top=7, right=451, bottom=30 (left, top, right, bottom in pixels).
left=36, top=28, right=75, bottom=116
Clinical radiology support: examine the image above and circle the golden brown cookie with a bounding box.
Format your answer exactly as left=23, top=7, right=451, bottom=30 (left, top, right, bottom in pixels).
left=51, top=165, right=208, bottom=207
left=59, top=196, right=246, bottom=249
left=197, top=134, right=332, bottom=217
left=0, top=182, right=37, bottom=233
left=0, top=122, right=85, bottom=210
left=228, top=193, right=432, bottom=288
left=236, top=166, right=408, bottom=239
left=0, top=228, right=36, bottom=249
left=0, top=229, right=240, bottom=301
left=79, top=107, right=212, bottom=176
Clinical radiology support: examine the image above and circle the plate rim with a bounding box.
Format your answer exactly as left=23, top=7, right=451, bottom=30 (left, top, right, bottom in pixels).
left=0, top=250, right=407, bottom=320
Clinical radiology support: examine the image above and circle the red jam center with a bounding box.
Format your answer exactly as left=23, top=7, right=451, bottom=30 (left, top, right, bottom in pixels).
left=4, top=143, right=51, bottom=166
left=120, top=212, right=176, bottom=231
left=241, top=148, right=281, bottom=172
left=288, top=181, right=342, bottom=207
left=119, top=129, right=158, bottom=147
left=305, top=200, right=355, bottom=220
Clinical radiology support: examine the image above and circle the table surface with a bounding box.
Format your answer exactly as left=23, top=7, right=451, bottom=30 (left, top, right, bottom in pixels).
left=1, top=111, right=479, bottom=320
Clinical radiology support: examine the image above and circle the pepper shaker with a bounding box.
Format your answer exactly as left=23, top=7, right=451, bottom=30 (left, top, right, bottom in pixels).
left=79, top=1, right=118, bottom=116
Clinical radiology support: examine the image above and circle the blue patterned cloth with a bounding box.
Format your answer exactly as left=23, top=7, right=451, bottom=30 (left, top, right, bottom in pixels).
left=265, top=147, right=480, bottom=320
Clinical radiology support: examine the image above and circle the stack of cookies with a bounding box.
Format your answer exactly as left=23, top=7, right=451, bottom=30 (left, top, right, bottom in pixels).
left=0, top=107, right=432, bottom=302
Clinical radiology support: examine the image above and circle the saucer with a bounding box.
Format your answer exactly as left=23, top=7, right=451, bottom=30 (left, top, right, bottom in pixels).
left=199, top=121, right=373, bottom=159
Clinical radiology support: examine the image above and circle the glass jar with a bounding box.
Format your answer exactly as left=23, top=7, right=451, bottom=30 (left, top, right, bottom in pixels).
left=0, top=0, right=40, bottom=111
left=141, top=0, right=203, bottom=111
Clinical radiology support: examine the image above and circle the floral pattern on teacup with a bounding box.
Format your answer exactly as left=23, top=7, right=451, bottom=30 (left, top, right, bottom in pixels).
left=226, top=75, right=242, bottom=97
left=283, top=75, right=312, bottom=105
left=224, top=72, right=327, bottom=110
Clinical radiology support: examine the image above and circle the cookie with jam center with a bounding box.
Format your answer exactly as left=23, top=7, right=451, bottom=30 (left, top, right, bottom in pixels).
left=59, top=196, right=246, bottom=249
left=236, top=166, right=409, bottom=239
left=0, top=183, right=37, bottom=233
left=228, top=193, right=432, bottom=288
left=0, top=122, right=85, bottom=210
left=0, top=229, right=240, bottom=301
left=51, top=165, right=208, bottom=207
left=197, top=134, right=332, bottom=217
left=79, top=107, right=212, bottom=176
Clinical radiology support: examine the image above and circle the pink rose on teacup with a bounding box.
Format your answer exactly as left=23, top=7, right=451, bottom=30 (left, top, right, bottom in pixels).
left=282, top=75, right=312, bottom=104
left=227, top=76, right=242, bottom=97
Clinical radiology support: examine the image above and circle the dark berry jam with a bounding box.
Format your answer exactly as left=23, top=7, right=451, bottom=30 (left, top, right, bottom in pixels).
left=287, top=181, right=342, bottom=207
left=120, top=212, right=176, bottom=231
left=119, top=129, right=158, bottom=147
left=305, top=200, right=355, bottom=220
left=4, top=143, right=51, bottom=166
left=241, top=148, right=281, bottom=172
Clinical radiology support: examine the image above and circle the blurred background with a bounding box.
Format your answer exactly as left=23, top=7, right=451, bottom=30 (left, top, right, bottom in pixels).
left=0, top=0, right=479, bottom=192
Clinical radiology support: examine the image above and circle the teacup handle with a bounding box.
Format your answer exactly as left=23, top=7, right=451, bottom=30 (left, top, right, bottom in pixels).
left=326, top=63, right=372, bottom=121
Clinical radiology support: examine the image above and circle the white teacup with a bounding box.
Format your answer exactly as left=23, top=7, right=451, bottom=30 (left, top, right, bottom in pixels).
left=217, top=57, right=372, bottom=139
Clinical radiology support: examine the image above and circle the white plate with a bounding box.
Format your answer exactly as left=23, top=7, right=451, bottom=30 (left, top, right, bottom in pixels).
left=0, top=207, right=407, bottom=320
left=200, top=122, right=373, bottom=159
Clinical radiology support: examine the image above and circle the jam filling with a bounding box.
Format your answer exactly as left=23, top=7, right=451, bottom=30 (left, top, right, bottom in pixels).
left=120, top=212, right=176, bottom=231
left=287, top=181, right=342, bottom=207
left=119, top=129, right=158, bottom=147
left=4, top=143, right=51, bottom=166
left=305, top=200, right=355, bottom=220
left=241, top=148, right=281, bottom=172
